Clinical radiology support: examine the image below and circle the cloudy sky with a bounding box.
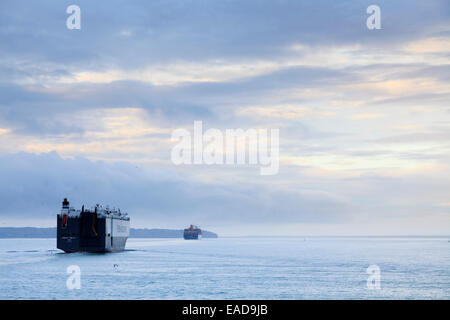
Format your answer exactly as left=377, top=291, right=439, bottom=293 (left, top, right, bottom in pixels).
left=0, top=0, right=449, bottom=235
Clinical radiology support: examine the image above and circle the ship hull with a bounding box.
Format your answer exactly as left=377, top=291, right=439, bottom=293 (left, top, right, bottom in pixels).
left=183, top=233, right=202, bottom=240
left=57, top=216, right=80, bottom=253
left=57, top=214, right=129, bottom=253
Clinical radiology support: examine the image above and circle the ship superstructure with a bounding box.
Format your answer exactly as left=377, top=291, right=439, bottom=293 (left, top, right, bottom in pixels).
left=183, top=225, right=202, bottom=240
left=57, top=198, right=130, bottom=253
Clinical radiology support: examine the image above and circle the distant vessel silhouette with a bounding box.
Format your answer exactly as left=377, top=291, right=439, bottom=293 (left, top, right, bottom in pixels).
left=183, top=225, right=202, bottom=240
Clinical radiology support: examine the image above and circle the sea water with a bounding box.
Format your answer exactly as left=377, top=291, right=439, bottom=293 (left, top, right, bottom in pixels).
left=0, top=237, right=448, bottom=299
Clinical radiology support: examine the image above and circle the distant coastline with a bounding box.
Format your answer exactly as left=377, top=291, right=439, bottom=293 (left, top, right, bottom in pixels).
left=0, top=227, right=218, bottom=239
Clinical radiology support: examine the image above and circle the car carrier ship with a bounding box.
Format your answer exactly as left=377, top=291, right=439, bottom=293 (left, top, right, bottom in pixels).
left=57, top=198, right=130, bottom=253
left=183, top=225, right=202, bottom=240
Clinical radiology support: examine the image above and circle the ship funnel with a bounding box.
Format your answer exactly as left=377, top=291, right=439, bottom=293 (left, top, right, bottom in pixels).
left=62, top=198, right=69, bottom=208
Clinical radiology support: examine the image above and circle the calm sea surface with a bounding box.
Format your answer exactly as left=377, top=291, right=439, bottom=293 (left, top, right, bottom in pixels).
left=0, top=237, right=448, bottom=299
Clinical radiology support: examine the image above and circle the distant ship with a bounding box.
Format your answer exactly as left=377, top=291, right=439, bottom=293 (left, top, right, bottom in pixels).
left=57, top=198, right=130, bottom=253
left=183, top=225, right=202, bottom=240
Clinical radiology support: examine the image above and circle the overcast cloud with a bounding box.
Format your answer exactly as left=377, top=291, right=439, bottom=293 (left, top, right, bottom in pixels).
left=0, top=0, right=449, bottom=235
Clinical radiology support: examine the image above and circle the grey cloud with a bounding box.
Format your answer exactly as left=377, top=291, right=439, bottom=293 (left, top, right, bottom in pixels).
left=0, top=65, right=356, bottom=135
left=369, top=129, right=450, bottom=144
left=0, top=1, right=449, bottom=233
left=368, top=92, right=450, bottom=106
left=1, top=0, right=448, bottom=68
left=399, top=65, right=450, bottom=82
left=0, top=152, right=354, bottom=225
